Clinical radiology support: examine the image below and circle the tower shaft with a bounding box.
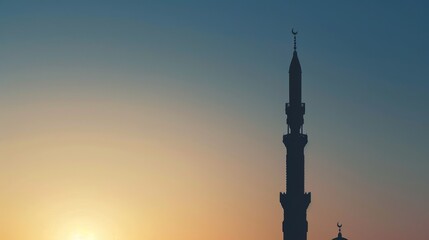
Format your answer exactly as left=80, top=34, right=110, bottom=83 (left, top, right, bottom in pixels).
left=280, top=33, right=311, bottom=240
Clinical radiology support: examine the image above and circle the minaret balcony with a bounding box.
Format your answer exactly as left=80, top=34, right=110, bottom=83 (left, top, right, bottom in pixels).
left=283, top=133, right=308, bottom=147
left=280, top=192, right=312, bottom=210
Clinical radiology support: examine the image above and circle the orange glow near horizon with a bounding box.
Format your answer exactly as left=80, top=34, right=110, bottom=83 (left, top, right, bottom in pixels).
left=0, top=95, right=287, bottom=240
left=0, top=92, right=426, bottom=240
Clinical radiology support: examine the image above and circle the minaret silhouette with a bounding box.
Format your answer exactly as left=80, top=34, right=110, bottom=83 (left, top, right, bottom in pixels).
left=280, top=30, right=311, bottom=240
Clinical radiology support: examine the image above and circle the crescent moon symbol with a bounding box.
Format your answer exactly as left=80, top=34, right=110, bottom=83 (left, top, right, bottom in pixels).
left=291, top=28, right=298, bottom=35
left=337, top=222, right=342, bottom=228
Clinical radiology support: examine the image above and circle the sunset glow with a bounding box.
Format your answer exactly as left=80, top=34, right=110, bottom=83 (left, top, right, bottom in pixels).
left=0, top=1, right=428, bottom=240
left=70, top=233, right=96, bottom=240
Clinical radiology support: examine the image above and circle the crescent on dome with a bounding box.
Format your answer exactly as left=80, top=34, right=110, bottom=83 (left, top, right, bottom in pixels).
left=337, top=222, right=342, bottom=228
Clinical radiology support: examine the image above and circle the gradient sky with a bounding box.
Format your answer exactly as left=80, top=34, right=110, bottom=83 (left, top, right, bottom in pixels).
left=0, top=1, right=428, bottom=240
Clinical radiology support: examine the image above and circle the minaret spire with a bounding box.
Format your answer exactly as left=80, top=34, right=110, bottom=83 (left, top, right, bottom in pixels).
left=287, top=28, right=303, bottom=133
left=280, top=29, right=311, bottom=240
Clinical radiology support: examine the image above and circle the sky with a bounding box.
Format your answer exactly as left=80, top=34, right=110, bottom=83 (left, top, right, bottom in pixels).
left=0, top=1, right=428, bottom=240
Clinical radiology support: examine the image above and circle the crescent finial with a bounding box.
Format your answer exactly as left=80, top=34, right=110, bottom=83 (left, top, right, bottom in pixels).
left=291, top=28, right=298, bottom=35
left=337, top=222, right=342, bottom=228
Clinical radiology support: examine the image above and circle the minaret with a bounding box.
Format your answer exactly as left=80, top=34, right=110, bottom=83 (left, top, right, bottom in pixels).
left=280, top=29, right=311, bottom=240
